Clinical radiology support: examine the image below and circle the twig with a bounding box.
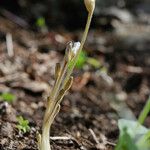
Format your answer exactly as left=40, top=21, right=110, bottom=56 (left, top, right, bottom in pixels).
left=50, top=136, right=87, bottom=150
left=89, top=129, right=116, bottom=149
left=6, top=33, right=14, bottom=57
left=50, top=136, right=72, bottom=140
left=89, top=129, right=100, bottom=145
left=89, top=128, right=105, bottom=149
left=106, top=141, right=116, bottom=147
left=0, top=73, right=28, bottom=83
left=99, top=133, right=116, bottom=147
left=118, top=64, right=150, bottom=75
left=1, top=9, right=29, bottom=28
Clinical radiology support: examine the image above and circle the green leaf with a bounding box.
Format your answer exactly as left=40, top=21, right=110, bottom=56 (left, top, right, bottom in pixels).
left=137, top=131, right=150, bottom=150
left=36, top=17, right=46, bottom=27
left=75, top=51, right=87, bottom=68
left=116, top=119, right=150, bottom=150
left=0, top=92, right=16, bottom=103
left=115, top=127, right=138, bottom=150
left=87, top=57, right=101, bottom=68
left=118, top=119, right=148, bottom=138
left=138, top=97, right=150, bottom=125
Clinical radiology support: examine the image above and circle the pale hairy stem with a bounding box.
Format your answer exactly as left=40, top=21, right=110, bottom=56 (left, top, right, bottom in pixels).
left=39, top=60, right=68, bottom=150
left=62, top=11, right=94, bottom=88
left=40, top=125, right=51, bottom=150
left=40, top=104, right=60, bottom=150
left=39, top=3, right=94, bottom=150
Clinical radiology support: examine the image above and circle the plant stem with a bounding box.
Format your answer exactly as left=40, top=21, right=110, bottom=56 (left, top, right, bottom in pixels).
left=39, top=4, right=95, bottom=150
left=40, top=104, right=60, bottom=150
left=46, top=61, right=68, bottom=121
left=138, top=96, right=150, bottom=125
left=63, top=11, right=94, bottom=87
left=40, top=125, right=51, bottom=150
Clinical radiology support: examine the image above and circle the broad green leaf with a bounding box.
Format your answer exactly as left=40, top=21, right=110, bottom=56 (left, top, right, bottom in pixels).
left=118, top=119, right=148, bottom=138
left=137, top=131, right=150, bottom=150
left=117, top=119, right=150, bottom=150
left=115, top=127, right=138, bottom=150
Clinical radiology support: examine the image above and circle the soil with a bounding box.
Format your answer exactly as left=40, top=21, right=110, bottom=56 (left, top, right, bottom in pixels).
left=0, top=16, right=150, bottom=150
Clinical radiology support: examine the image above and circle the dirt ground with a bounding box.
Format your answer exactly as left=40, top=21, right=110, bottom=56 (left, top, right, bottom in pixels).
left=0, top=17, right=150, bottom=150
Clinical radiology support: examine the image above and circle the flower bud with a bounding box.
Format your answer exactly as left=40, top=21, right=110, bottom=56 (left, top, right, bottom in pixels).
left=84, top=0, right=95, bottom=13
left=65, top=41, right=81, bottom=61
left=72, top=42, right=81, bottom=55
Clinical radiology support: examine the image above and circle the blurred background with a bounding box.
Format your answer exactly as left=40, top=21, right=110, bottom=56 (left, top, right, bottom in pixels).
left=0, top=0, right=150, bottom=30
left=0, top=0, right=150, bottom=149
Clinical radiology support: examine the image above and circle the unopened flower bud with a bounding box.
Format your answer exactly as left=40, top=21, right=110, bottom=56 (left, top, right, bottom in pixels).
left=72, top=42, right=81, bottom=55
left=65, top=41, right=81, bottom=61
left=84, top=0, right=95, bottom=13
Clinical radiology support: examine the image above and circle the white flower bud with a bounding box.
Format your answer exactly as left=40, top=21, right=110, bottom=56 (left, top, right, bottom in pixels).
left=65, top=41, right=81, bottom=61
left=84, top=0, right=95, bottom=13
left=72, top=42, right=81, bottom=55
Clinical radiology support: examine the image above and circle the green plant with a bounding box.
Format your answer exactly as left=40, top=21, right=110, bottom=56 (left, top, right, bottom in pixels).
left=0, top=92, right=16, bottom=103
left=16, top=116, right=30, bottom=133
left=36, top=17, right=46, bottom=28
left=75, top=51, right=87, bottom=68
left=75, top=50, right=102, bottom=69
left=115, top=96, right=150, bottom=150
left=37, top=0, right=95, bottom=150
left=87, top=57, right=101, bottom=68
left=36, top=16, right=48, bottom=33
